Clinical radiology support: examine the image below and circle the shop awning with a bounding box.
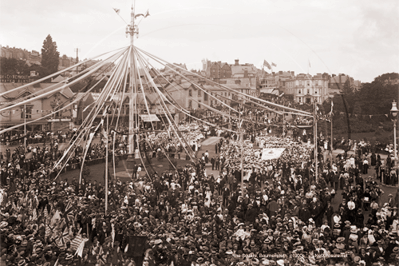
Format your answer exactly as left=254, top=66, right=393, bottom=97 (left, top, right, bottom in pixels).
left=140, top=114, right=160, bottom=122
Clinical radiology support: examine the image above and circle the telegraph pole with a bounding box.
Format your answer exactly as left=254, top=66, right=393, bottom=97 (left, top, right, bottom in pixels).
left=74, top=48, right=80, bottom=73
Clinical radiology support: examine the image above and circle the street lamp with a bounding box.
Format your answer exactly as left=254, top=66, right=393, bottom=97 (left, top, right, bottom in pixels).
left=390, top=100, right=398, bottom=160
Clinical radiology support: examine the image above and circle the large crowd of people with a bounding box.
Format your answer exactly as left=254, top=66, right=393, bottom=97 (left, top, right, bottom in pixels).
left=0, top=116, right=399, bottom=266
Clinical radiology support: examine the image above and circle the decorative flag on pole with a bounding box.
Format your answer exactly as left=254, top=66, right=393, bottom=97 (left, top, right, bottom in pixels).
left=71, top=234, right=83, bottom=252
left=271, top=62, right=277, bottom=67
left=263, top=60, right=271, bottom=70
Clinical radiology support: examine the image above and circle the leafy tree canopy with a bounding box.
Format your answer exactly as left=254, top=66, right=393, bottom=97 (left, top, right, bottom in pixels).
left=0, top=57, right=29, bottom=75
left=41, top=34, right=60, bottom=76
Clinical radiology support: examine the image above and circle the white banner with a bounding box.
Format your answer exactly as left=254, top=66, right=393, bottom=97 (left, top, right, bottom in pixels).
left=261, top=148, right=286, bottom=160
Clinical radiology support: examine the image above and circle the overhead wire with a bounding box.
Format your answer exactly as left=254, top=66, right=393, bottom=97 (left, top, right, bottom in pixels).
left=0, top=46, right=128, bottom=99
left=136, top=47, right=312, bottom=116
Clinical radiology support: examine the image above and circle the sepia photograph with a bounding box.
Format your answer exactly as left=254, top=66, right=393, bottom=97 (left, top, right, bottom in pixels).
left=0, top=0, right=398, bottom=265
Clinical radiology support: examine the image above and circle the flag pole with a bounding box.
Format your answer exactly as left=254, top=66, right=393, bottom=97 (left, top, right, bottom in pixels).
left=105, top=112, right=109, bottom=216
left=330, top=101, right=333, bottom=164
left=314, top=102, right=318, bottom=183
left=24, top=104, right=26, bottom=151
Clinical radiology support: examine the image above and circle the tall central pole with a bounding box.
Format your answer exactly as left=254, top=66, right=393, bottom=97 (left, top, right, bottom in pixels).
left=239, top=110, right=244, bottom=191
left=330, top=112, right=333, bottom=164
left=24, top=104, right=26, bottom=151
left=105, top=113, right=109, bottom=215
left=314, top=102, right=318, bottom=183
left=394, top=120, right=397, bottom=160
left=128, top=6, right=136, bottom=155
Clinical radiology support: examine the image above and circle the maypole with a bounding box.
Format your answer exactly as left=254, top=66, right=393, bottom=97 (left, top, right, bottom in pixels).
left=126, top=5, right=137, bottom=156
left=125, top=4, right=150, bottom=172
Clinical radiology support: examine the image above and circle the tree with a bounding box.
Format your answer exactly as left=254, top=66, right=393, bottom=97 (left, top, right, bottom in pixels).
left=41, top=34, right=60, bottom=76
left=0, top=57, right=29, bottom=75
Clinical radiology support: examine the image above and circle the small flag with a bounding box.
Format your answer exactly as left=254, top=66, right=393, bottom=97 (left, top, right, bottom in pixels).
left=26, top=152, right=33, bottom=159
left=75, top=238, right=89, bottom=257
left=263, top=60, right=271, bottom=70
left=43, top=208, right=49, bottom=222
left=57, top=227, right=71, bottom=245
left=113, top=8, right=120, bottom=14
left=271, top=62, right=277, bottom=67
left=32, top=209, right=37, bottom=221
left=66, top=212, right=75, bottom=224
left=71, top=234, right=83, bottom=252
left=308, top=60, right=311, bottom=68
left=51, top=210, right=61, bottom=226
left=65, top=201, right=73, bottom=213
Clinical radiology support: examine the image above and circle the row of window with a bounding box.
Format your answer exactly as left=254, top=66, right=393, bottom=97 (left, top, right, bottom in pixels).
left=188, top=89, right=231, bottom=100
left=287, top=80, right=326, bottom=87
left=298, top=89, right=317, bottom=95
left=297, top=97, right=321, bottom=103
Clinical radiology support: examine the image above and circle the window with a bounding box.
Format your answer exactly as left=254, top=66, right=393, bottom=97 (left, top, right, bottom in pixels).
left=298, top=90, right=301, bottom=94
left=188, top=100, right=192, bottom=109
left=298, top=97, right=302, bottom=102
left=198, top=90, right=201, bottom=97
left=21, top=106, right=33, bottom=119
left=189, top=89, right=192, bottom=97
left=314, top=90, right=317, bottom=94
left=307, top=89, right=310, bottom=94
left=198, top=100, right=201, bottom=108
left=204, top=92, right=208, bottom=101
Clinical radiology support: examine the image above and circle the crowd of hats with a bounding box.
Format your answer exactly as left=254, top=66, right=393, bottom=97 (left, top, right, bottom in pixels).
left=0, top=131, right=399, bottom=266
left=219, top=136, right=312, bottom=173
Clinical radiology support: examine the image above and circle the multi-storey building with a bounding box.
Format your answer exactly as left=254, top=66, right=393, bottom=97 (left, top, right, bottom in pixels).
left=0, top=82, right=74, bottom=131
left=285, top=73, right=329, bottom=104
left=1, top=45, right=41, bottom=66
left=202, top=60, right=232, bottom=80
left=258, top=71, right=295, bottom=92
left=329, top=73, right=361, bottom=94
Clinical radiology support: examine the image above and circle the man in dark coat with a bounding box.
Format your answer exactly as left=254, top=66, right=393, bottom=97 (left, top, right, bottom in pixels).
left=298, top=199, right=311, bottom=223
left=211, top=157, right=215, bottom=170
left=325, top=201, right=334, bottom=228
left=222, top=184, right=230, bottom=207
left=244, top=203, right=258, bottom=223
left=332, top=171, right=339, bottom=191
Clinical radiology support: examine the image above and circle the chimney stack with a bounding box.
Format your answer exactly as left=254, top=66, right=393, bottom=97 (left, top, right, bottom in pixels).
left=235, top=59, right=239, bottom=66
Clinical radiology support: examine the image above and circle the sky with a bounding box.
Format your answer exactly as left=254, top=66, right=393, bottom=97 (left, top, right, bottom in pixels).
left=1, top=0, right=398, bottom=82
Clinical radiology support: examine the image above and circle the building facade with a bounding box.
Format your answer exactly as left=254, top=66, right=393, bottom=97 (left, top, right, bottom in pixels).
left=0, top=82, right=74, bottom=131
left=285, top=73, right=329, bottom=104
